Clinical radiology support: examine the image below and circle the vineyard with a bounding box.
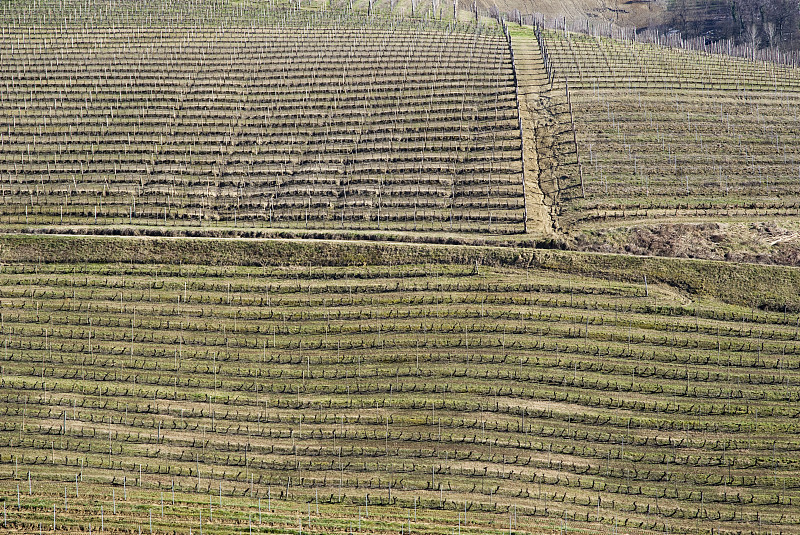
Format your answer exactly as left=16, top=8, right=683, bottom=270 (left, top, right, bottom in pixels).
left=0, top=0, right=529, bottom=236
left=3, top=0, right=800, bottom=532
left=0, top=237, right=797, bottom=534
left=520, top=25, right=800, bottom=254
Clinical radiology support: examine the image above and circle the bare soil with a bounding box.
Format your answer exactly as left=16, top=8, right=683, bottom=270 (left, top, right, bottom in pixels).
left=572, top=221, right=800, bottom=265
left=511, top=35, right=559, bottom=235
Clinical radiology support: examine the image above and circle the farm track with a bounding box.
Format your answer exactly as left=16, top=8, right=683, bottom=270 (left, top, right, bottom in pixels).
left=509, top=35, right=555, bottom=235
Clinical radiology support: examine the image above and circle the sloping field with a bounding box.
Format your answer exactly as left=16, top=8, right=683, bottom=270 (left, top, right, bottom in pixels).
left=527, top=27, right=800, bottom=253
left=0, top=0, right=527, bottom=235
left=3, top=2, right=800, bottom=535
left=0, top=237, right=799, bottom=534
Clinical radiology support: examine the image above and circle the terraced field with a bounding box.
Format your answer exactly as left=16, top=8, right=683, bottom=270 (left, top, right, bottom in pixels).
left=527, top=26, right=800, bottom=245
left=0, top=0, right=527, bottom=236
left=0, top=238, right=799, bottom=534
left=3, top=0, right=800, bottom=534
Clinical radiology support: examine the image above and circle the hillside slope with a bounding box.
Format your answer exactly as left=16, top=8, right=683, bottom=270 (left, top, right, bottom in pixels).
left=0, top=236, right=799, bottom=535
left=361, top=0, right=667, bottom=30
left=514, top=25, right=800, bottom=263
left=0, top=0, right=532, bottom=237
left=3, top=3, right=800, bottom=535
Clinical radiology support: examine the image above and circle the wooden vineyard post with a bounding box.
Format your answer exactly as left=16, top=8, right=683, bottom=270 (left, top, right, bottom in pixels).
left=533, top=23, right=554, bottom=90
left=504, top=20, right=528, bottom=233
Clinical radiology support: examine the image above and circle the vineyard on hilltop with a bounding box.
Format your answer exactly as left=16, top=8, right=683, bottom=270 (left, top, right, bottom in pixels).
left=0, top=0, right=528, bottom=236
left=2, top=0, right=800, bottom=534
left=522, top=24, right=800, bottom=260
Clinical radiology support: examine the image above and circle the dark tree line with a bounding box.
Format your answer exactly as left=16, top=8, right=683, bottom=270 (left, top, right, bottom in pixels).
left=668, top=0, right=800, bottom=50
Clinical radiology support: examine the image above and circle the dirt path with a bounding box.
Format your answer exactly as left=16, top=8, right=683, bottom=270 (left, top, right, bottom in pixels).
left=511, top=34, right=558, bottom=234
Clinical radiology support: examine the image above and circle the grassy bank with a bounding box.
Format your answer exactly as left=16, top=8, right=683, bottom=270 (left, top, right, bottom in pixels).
left=1, top=234, right=798, bottom=311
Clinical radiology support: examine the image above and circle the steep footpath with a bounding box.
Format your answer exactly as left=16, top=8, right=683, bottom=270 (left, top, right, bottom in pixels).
left=511, top=34, right=560, bottom=233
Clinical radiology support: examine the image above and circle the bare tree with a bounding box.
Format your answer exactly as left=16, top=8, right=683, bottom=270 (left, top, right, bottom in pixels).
left=764, top=21, right=777, bottom=49
left=745, top=23, right=760, bottom=58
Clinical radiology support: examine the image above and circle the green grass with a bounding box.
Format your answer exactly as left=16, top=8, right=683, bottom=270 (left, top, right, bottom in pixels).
left=3, top=234, right=800, bottom=311
left=3, top=5, right=800, bottom=535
